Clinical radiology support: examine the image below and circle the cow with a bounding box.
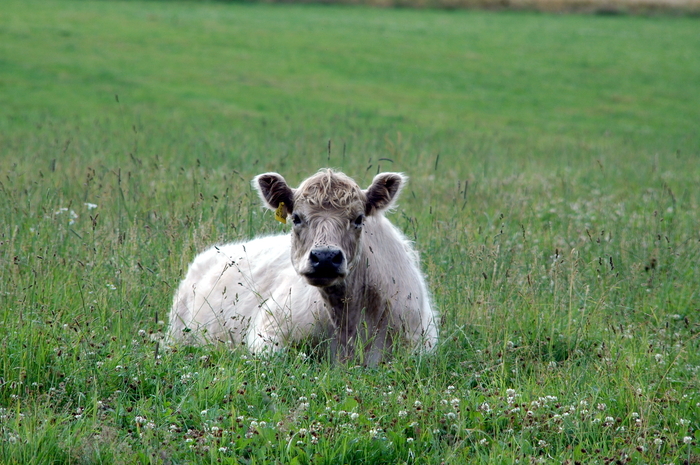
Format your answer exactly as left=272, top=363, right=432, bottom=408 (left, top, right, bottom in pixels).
left=166, top=169, right=438, bottom=364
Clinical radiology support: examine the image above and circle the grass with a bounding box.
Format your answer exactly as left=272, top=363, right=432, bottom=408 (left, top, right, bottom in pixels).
left=1, top=0, right=699, bottom=463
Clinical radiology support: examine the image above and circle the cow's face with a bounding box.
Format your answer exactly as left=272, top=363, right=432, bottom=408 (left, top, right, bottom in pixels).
left=254, top=170, right=405, bottom=288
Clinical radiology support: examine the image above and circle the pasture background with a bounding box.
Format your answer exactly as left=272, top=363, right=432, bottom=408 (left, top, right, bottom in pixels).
left=1, top=0, right=699, bottom=463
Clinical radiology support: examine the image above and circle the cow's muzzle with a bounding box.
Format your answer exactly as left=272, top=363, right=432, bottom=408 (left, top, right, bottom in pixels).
left=302, top=247, right=346, bottom=287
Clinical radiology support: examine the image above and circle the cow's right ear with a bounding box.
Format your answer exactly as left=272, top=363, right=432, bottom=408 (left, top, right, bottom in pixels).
left=253, top=173, right=295, bottom=213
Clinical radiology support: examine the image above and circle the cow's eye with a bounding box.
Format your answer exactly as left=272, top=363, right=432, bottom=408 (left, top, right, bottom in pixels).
left=353, top=214, right=365, bottom=227
left=292, top=213, right=303, bottom=226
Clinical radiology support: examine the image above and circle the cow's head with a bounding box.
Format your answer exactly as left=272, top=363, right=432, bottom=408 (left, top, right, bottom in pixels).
left=254, top=169, right=405, bottom=288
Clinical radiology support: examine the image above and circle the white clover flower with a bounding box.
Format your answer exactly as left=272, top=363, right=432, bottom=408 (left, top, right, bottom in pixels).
left=414, top=400, right=423, bottom=408
left=596, top=403, right=607, bottom=411
left=506, top=389, right=516, bottom=397
left=398, top=410, right=408, bottom=417
left=85, top=203, right=98, bottom=210
left=450, top=398, right=460, bottom=407
left=683, top=436, right=692, bottom=444
left=679, top=418, right=690, bottom=426
left=406, top=437, right=414, bottom=443
left=479, top=438, right=488, bottom=445
left=134, top=416, right=147, bottom=425
left=350, top=412, right=359, bottom=421
left=654, top=438, right=663, bottom=446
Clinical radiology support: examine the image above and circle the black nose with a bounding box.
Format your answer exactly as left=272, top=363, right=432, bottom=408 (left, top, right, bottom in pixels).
left=309, top=247, right=344, bottom=276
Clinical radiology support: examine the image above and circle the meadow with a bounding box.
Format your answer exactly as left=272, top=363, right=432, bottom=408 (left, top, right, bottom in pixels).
left=1, top=0, right=699, bottom=463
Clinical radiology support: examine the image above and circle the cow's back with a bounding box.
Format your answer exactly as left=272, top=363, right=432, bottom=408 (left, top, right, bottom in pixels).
left=167, top=234, right=329, bottom=350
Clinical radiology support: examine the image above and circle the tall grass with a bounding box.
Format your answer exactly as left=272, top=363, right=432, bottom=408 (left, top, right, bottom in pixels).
left=1, top=0, right=699, bottom=463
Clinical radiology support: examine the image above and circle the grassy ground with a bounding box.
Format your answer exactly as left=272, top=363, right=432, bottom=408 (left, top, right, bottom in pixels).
left=1, top=0, right=699, bottom=463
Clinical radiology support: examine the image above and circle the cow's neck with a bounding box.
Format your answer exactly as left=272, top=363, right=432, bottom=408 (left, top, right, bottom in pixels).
left=319, top=249, right=390, bottom=363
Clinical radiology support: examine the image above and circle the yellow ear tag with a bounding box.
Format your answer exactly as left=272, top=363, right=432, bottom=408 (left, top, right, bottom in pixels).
left=274, top=202, right=287, bottom=224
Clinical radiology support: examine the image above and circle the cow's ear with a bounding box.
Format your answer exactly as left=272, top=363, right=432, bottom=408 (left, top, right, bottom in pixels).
left=364, top=172, right=406, bottom=215
left=253, top=173, right=295, bottom=213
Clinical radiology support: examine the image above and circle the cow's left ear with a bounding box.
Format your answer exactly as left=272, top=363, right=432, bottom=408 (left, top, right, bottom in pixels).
left=253, top=173, right=295, bottom=213
left=364, top=172, right=406, bottom=215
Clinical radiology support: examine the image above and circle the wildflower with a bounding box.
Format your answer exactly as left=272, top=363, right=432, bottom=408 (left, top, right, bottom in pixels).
left=596, top=403, right=607, bottom=411
left=350, top=412, right=360, bottom=421
left=506, top=389, right=516, bottom=397
left=414, top=400, right=423, bottom=408
left=85, top=203, right=98, bottom=210
left=655, top=354, right=664, bottom=363
left=398, top=410, right=408, bottom=417
left=406, top=437, right=414, bottom=443
left=135, top=416, right=147, bottom=425
left=479, top=438, right=488, bottom=446
left=479, top=402, right=491, bottom=413
left=683, top=436, right=692, bottom=444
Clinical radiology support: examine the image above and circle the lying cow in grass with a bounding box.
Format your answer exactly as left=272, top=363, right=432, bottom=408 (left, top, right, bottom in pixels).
left=167, top=169, right=438, bottom=364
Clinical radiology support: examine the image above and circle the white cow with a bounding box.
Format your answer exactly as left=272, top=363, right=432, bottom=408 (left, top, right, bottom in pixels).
left=167, top=169, right=438, bottom=364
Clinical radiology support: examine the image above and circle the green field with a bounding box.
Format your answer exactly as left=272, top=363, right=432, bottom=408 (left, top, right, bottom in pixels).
left=1, top=0, right=699, bottom=463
